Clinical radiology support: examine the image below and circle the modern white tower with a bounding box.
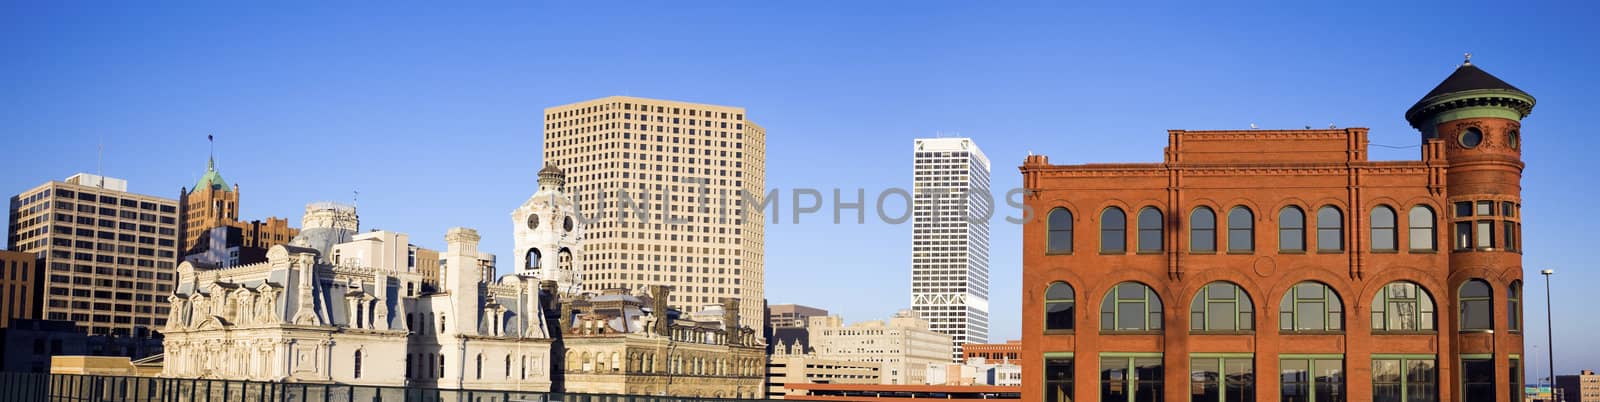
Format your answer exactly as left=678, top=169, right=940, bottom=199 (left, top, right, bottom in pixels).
left=911, top=137, right=991, bottom=362
left=512, top=163, right=586, bottom=296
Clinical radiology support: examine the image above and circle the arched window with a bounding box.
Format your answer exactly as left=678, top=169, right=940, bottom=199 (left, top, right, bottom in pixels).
left=612, top=352, right=621, bottom=372
left=1508, top=281, right=1522, bottom=332
left=1191, top=207, right=1217, bottom=252
left=1280, top=282, right=1343, bottom=332
left=1317, top=206, right=1344, bottom=252
left=1044, top=282, right=1075, bottom=330
left=526, top=248, right=542, bottom=271
left=1371, top=206, right=1398, bottom=251
left=353, top=350, right=363, bottom=379
left=438, top=354, right=445, bottom=379
left=1137, top=207, right=1163, bottom=253
left=505, top=355, right=512, bottom=378
left=1279, top=206, right=1306, bottom=252
left=559, top=248, right=574, bottom=273
left=1370, top=281, right=1435, bottom=332
left=1459, top=280, right=1493, bottom=331
left=1409, top=206, right=1436, bottom=251
left=1190, top=282, right=1253, bottom=331
left=1227, top=207, right=1254, bottom=252
left=1047, top=208, right=1073, bottom=254
left=1100, top=282, right=1162, bottom=331
left=1101, top=207, right=1127, bottom=253
left=476, top=353, right=483, bottom=379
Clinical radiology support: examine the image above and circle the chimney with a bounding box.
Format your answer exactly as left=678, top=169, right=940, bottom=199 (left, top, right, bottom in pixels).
left=650, top=285, right=671, bottom=336
left=720, top=297, right=740, bottom=332
left=444, top=227, right=481, bottom=336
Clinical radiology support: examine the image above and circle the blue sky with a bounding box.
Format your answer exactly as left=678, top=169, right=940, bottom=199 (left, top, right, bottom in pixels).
left=3, top=1, right=1597, bottom=376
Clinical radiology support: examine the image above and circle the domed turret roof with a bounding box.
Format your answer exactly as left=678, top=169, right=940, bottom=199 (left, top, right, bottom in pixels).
left=1405, top=57, right=1535, bottom=130
left=192, top=158, right=230, bottom=193
left=1416, top=62, right=1529, bottom=101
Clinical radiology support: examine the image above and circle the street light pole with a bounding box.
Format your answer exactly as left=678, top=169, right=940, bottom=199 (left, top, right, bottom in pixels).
left=1543, top=269, right=1557, bottom=402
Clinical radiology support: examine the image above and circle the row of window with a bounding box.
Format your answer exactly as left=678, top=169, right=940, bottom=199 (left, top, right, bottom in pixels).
left=1046, top=204, right=1464, bottom=254
left=1043, top=279, right=1518, bottom=333
left=1044, top=353, right=1516, bottom=402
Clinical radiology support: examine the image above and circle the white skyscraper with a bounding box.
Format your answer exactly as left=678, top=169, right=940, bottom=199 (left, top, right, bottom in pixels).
left=910, top=137, right=991, bottom=362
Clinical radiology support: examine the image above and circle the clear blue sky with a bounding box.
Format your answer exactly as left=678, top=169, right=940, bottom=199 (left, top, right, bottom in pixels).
left=3, top=1, right=1597, bottom=377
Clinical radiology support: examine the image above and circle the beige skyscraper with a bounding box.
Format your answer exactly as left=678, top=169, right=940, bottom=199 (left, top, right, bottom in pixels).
left=6, top=173, right=181, bottom=336
left=540, top=96, right=766, bottom=329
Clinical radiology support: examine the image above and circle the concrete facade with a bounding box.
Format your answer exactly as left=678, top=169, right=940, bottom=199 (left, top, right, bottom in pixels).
left=1019, top=61, right=1534, bottom=402
left=7, top=173, right=180, bottom=336
left=912, top=137, right=991, bottom=362
left=1557, top=370, right=1600, bottom=402
left=808, top=310, right=952, bottom=386
left=542, top=96, right=767, bottom=330
left=768, top=304, right=828, bottom=329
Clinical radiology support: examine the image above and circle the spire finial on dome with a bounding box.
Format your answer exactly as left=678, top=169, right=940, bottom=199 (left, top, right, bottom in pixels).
left=1463, top=52, right=1472, bottom=66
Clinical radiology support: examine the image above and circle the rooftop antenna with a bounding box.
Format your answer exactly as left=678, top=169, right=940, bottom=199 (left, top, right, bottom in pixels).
left=353, top=190, right=359, bottom=209
left=96, top=140, right=104, bottom=188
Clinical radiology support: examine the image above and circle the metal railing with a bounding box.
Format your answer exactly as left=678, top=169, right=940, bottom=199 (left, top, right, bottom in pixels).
left=1, top=372, right=753, bottom=402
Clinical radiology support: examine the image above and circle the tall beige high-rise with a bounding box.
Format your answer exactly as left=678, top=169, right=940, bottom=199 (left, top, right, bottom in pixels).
left=6, top=173, right=180, bottom=336
left=541, top=96, right=766, bottom=330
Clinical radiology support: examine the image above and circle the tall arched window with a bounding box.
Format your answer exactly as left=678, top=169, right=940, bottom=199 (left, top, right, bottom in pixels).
left=1408, top=206, right=1436, bottom=251
left=1048, top=208, right=1073, bottom=254
left=526, top=248, right=542, bottom=271
left=1190, top=282, right=1254, bottom=331
left=1191, top=207, right=1217, bottom=253
left=505, top=355, right=512, bottom=378
left=1371, top=206, right=1398, bottom=251
left=1317, top=206, right=1344, bottom=252
left=1101, top=207, right=1127, bottom=253
left=1280, top=282, right=1343, bottom=332
left=1459, top=279, right=1493, bottom=331
left=1227, top=207, right=1254, bottom=252
left=1509, top=281, right=1522, bottom=332
left=1370, top=281, right=1435, bottom=332
left=1137, top=207, right=1163, bottom=253
left=476, top=353, right=483, bottom=379
left=353, top=350, right=363, bottom=379
left=1100, top=282, right=1163, bottom=331
left=1045, top=282, right=1075, bottom=330
left=1279, top=206, right=1306, bottom=252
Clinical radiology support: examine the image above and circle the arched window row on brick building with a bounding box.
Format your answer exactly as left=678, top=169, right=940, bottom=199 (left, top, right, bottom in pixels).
left=1044, top=204, right=1453, bottom=255
left=1041, top=279, right=1516, bottom=333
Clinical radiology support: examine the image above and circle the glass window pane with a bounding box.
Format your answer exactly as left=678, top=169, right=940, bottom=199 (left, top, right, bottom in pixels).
left=1118, top=302, right=1145, bottom=330
left=1046, top=358, right=1074, bottom=402
left=1281, top=228, right=1305, bottom=251
left=1118, top=283, right=1145, bottom=300
left=1139, top=229, right=1163, bottom=253
left=1455, top=202, right=1473, bottom=217
left=1297, top=302, right=1326, bottom=331
left=1046, top=283, right=1074, bottom=300
left=1475, top=201, right=1493, bottom=216
left=1208, top=302, right=1236, bottom=330
left=1475, top=221, right=1493, bottom=248
left=1408, top=206, right=1435, bottom=251
left=1049, top=209, right=1073, bottom=253
left=1460, top=280, right=1491, bottom=298
left=1046, top=301, right=1075, bottom=330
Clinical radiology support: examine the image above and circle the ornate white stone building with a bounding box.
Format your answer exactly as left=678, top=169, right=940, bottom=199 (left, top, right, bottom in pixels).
left=161, top=198, right=559, bottom=390
left=512, top=164, right=585, bottom=295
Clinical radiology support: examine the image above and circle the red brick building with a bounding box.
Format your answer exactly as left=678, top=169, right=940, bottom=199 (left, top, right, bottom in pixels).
left=1019, top=60, right=1532, bottom=402
left=964, top=340, right=1023, bottom=365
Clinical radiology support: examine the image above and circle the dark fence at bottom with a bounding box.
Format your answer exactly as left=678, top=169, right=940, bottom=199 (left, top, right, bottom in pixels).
left=0, top=372, right=752, bottom=402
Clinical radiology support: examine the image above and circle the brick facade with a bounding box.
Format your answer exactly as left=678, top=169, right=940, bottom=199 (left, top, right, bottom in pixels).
left=1020, top=62, right=1531, bottom=402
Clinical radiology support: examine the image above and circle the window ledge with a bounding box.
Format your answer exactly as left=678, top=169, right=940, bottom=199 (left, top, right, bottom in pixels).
left=1189, top=330, right=1255, bottom=336
left=1371, top=249, right=1399, bottom=254
left=1314, top=250, right=1346, bottom=254
left=1100, top=330, right=1163, bottom=335
left=1135, top=251, right=1164, bottom=255
left=1457, top=329, right=1495, bottom=334
left=1099, top=251, right=1127, bottom=255
left=1371, top=330, right=1438, bottom=335
left=1043, top=329, right=1076, bottom=335
left=1408, top=249, right=1438, bottom=254
left=1044, top=251, right=1073, bottom=256
left=1226, top=251, right=1256, bottom=255
left=1188, top=251, right=1217, bottom=255
left=1278, top=250, right=1307, bottom=255
left=1279, top=331, right=1346, bottom=335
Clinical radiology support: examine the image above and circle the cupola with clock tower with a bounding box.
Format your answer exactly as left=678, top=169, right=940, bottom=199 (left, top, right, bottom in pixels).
left=512, top=163, right=585, bottom=296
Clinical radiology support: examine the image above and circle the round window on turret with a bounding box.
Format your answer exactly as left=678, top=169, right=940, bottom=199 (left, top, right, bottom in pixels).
left=563, top=216, right=574, bottom=232
left=527, top=214, right=540, bottom=230
left=1509, top=129, right=1520, bottom=150
left=1459, top=127, right=1483, bottom=148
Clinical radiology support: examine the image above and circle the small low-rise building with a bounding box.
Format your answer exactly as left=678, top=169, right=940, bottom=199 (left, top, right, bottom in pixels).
left=808, top=310, right=951, bottom=386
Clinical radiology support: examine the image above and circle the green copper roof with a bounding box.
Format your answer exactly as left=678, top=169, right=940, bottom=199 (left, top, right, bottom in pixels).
left=193, top=157, right=230, bottom=193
